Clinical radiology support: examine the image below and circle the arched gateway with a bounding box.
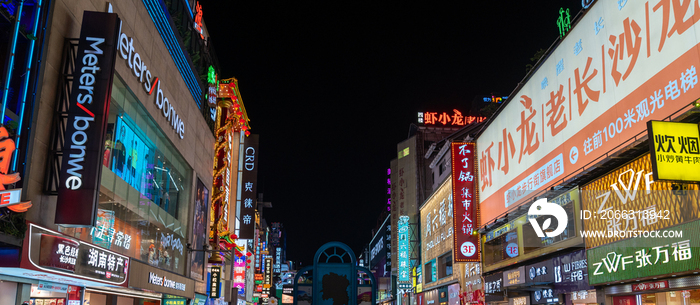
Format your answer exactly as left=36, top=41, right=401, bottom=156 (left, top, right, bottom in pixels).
left=293, top=242, right=377, bottom=305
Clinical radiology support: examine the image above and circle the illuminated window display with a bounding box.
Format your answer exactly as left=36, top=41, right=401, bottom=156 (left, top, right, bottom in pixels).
left=60, top=75, right=192, bottom=275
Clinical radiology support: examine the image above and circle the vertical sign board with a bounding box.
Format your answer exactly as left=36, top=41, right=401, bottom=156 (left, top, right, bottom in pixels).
left=233, top=256, right=246, bottom=294
left=397, top=216, right=410, bottom=282
left=451, top=142, right=480, bottom=262
left=263, top=257, right=273, bottom=305
left=55, top=11, right=120, bottom=226
left=647, top=121, right=700, bottom=182
left=210, top=266, right=221, bottom=298
left=239, top=134, right=259, bottom=239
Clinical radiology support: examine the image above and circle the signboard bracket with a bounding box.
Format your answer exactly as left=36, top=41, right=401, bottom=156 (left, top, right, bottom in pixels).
left=45, top=38, right=79, bottom=195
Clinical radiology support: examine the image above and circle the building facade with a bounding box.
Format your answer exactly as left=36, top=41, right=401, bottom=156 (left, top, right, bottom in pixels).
left=0, top=1, right=253, bottom=305
left=475, top=1, right=700, bottom=305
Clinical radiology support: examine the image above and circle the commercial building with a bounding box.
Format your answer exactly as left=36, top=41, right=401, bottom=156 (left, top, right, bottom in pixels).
left=0, top=0, right=255, bottom=305
left=475, top=1, right=700, bottom=305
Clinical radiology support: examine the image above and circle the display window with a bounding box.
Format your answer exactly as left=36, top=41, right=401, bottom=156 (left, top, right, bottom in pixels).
left=60, top=75, right=193, bottom=275
left=30, top=284, right=70, bottom=305
left=613, top=290, right=700, bottom=305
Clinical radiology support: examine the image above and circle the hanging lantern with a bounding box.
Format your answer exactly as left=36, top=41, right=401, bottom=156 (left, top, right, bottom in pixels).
left=246, top=252, right=253, bottom=257
left=245, top=130, right=251, bottom=136
left=241, top=125, right=248, bottom=131
left=236, top=111, right=243, bottom=116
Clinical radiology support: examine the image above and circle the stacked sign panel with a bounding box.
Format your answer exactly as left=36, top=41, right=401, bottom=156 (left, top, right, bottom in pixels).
left=451, top=142, right=480, bottom=262
left=56, top=11, right=120, bottom=226
left=239, top=134, right=259, bottom=239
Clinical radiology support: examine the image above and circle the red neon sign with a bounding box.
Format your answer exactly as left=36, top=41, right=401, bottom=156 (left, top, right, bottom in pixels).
left=419, top=109, right=486, bottom=126
left=451, top=142, right=480, bottom=262
left=194, top=2, right=204, bottom=39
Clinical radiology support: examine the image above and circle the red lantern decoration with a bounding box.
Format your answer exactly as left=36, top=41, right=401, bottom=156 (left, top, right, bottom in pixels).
left=241, top=125, right=248, bottom=131
left=245, top=130, right=250, bottom=136
left=236, top=111, right=243, bottom=116
left=246, top=252, right=253, bottom=257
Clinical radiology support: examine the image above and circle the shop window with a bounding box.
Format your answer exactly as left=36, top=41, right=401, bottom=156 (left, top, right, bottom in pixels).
left=522, top=200, right=575, bottom=254
left=438, top=252, right=453, bottom=278
left=59, top=75, right=193, bottom=275
left=484, top=230, right=519, bottom=266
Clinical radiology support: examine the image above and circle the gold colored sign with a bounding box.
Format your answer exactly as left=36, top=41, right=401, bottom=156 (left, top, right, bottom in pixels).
left=581, top=153, right=699, bottom=249
left=648, top=121, right=700, bottom=182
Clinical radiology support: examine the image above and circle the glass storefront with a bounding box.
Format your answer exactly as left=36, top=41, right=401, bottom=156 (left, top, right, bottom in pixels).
left=613, top=290, right=700, bottom=305
left=60, top=74, right=192, bottom=275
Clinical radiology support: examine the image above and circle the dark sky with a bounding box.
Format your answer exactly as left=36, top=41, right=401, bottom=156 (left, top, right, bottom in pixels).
left=199, top=1, right=584, bottom=266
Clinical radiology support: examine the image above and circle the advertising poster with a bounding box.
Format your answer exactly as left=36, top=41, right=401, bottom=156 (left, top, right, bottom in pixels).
left=111, top=116, right=155, bottom=195
left=91, top=209, right=115, bottom=249
left=190, top=179, right=210, bottom=280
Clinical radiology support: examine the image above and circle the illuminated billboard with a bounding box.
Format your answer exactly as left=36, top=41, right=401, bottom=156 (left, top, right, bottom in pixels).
left=647, top=121, right=700, bottom=182
left=477, top=0, right=700, bottom=225
left=450, top=142, right=480, bottom=262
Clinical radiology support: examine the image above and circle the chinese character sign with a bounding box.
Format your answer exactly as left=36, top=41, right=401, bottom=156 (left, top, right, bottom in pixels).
left=419, top=110, right=486, bottom=127
left=647, top=121, right=700, bottom=182
left=210, top=266, right=221, bottom=298
left=478, top=0, right=700, bottom=226
left=398, top=216, right=410, bottom=282
left=586, top=219, right=700, bottom=285
left=239, top=134, right=259, bottom=239
left=233, top=255, right=246, bottom=291
left=451, top=143, right=480, bottom=262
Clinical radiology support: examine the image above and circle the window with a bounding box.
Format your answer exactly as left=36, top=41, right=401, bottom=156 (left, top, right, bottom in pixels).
left=484, top=229, right=519, bottom=266
left=425, top=260, right=436, bottom=284
left=438, top=252, right=453, bottom=278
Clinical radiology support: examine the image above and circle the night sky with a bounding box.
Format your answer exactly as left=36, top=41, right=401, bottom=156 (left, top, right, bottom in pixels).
left=199, top=1, right=584, bottom=266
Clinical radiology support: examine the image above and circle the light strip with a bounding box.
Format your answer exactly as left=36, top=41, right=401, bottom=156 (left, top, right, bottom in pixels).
left=13, top=0, right=43, bottom=171
left=142, top=0, right=202, bottom=109
left=145, top=1, right=200, bottom=106
left=1, top=0, right=26, bottom=124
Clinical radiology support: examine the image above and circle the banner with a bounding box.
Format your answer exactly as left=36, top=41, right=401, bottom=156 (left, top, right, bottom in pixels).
left=451, top=142, right=480, bottom=262
left=239, top=134, right=259, bottom=239
left=56, top=11, right=120, bottom=226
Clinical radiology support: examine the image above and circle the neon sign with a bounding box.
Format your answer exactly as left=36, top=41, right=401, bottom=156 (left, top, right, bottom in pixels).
left=482, top=96, right=508, bottom=103
left=418, top=110, right=486, bottom=126
left=557, top=7, right=572, bottom=39
left=193, top=2, right=204, bottom=39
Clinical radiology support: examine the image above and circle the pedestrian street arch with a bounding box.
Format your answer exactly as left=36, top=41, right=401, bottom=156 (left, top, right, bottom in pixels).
left=294, top=242, right=377, bottom=305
